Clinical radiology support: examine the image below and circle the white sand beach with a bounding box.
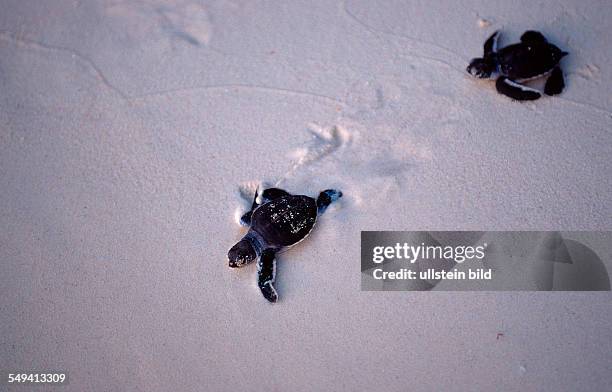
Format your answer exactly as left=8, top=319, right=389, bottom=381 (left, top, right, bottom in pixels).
left=1, top=1, right=611, bottom=391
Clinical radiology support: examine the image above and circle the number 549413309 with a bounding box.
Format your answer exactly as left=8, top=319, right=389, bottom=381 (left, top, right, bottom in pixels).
left=7, top=372, right=67, bottom=384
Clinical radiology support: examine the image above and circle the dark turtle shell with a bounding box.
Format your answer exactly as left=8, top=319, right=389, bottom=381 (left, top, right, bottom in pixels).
left=496, top=42, right=566, bottom=80
left=251, top=195, right=317, bottom=247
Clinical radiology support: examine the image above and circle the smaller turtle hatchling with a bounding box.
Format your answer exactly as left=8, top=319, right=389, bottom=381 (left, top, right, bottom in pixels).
left=467, top=30, right=568, bottom=100
left=228, top=187, right=342, bottom=302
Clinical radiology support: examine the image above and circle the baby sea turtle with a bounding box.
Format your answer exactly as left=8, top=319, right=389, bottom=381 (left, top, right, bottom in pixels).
left=467, top=30, right=568, bottom=100
left=228, top=187, right=342, bottom=303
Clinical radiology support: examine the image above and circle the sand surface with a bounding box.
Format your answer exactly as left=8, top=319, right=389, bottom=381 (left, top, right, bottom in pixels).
left=1, top=1, right=611, bottom=391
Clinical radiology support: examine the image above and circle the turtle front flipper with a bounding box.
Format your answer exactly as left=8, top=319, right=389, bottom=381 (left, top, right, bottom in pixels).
left=258, top=249, right=278, bottom=303
left=261, top=188, right=291, bottom=201
left=544, top=66, right=565, bottom=96
left=467, top=31, right=499, bottom=79
left=483, top=30, right=500, bottom=57
left=495, top=77, right=541, bottom=101
left=240, top=189, right=261, bottom=226
left=240, top=188, right=292, bottom=226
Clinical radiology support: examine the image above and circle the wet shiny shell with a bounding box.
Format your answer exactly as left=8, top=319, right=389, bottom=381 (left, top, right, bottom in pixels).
left=251, top=195, right=317, bottom=247
left=496, top=42, right=560, bottom=80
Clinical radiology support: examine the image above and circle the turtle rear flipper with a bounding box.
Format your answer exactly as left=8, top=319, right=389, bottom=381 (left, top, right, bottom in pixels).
left=495, top=77, right=541, bottom=101
left=316, top=189, right=343, bottom=213
left=520, top=30, right=547, bottom=44
left=544, top=66, right=565, bottom=95
left=258, top=249, right=278, bottom=303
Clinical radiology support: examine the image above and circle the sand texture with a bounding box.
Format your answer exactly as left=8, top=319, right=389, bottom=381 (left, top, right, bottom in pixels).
left=1, top=1, right=611, bottom=391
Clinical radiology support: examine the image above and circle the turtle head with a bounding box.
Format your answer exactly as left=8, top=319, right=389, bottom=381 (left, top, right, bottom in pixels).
left=228, top=239, right=257, bottom=268
left=467, top=57, right=496, bottom=79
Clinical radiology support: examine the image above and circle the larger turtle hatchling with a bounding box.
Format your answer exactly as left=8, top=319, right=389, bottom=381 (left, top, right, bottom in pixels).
left=228, top=187, right=342, bottom=302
